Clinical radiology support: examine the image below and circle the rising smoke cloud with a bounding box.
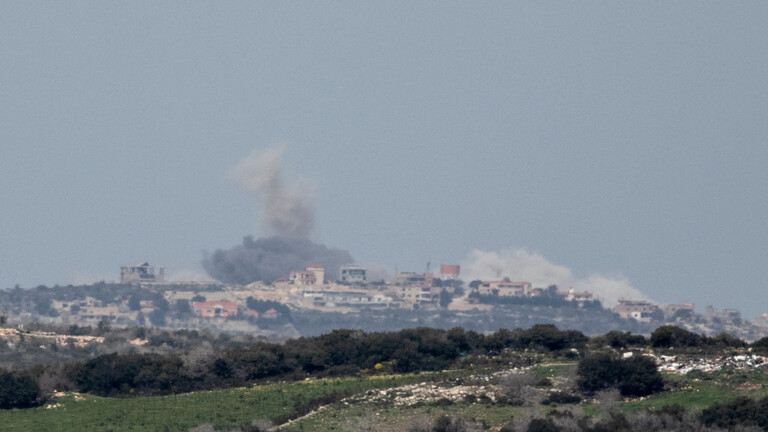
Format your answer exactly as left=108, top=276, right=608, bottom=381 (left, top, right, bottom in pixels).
left=203, top=236, right=352, bottom=284
left=232, top=146, right=314, bottom=238
left=203, top=147, right=354, bottom=284
left=461, top=248, right=650, bottom=307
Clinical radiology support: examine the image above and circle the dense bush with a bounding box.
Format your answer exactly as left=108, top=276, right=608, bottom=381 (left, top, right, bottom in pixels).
left=0, top=370, right=40, bottom=409
left=542, top=391, right=581, bottom=405
left=577, top=353, right=663, bottom=397
left=650, top=325, right=705, bottom=348
left=593, top=330, right=647, bottom=349
left=701, top=396, right=768, bottom=430
left=74, top=353, right=191, bottom=396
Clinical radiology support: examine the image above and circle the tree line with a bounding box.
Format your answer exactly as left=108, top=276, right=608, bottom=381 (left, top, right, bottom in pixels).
left=3, top=324, right=768, bottom=410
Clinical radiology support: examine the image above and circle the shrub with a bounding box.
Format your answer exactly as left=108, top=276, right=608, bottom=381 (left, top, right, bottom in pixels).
left=701, top=396, right=768, bottom=430
left=650, top=326, right=704, bottom=348
left=577, top=353, right=663, bottom=397
left=0, top=371, right=40, bottom=409
left=541, top=391, right=581, bottom=405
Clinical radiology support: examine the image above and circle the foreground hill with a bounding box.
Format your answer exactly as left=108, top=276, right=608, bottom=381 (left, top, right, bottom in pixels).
left=3, top=325, right=768, bottom=431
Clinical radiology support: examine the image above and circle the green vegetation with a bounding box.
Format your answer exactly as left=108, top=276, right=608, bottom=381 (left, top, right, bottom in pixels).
left=5, top=325, right=768, bottom=431
left=0, top=373, right=472, bottom=432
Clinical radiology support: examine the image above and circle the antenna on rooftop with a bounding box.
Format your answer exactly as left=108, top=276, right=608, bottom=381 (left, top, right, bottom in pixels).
left=426, top=260, right=431, bottom=274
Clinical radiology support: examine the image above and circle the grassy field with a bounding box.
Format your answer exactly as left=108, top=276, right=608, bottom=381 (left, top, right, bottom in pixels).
left=282, top=365, right=768, bottom=431
left=0, top=371, right=476, bottom=432
left=3, top=363, right=768, bottom=432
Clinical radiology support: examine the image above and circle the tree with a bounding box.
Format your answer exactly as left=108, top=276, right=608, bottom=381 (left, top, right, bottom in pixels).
left=128, top=294, right=142, bottom=311
left=175, top=299, right=192, bottom=317
left=96, top=320, right=111, bottom=336
left=0, top=371, right=40, bottom=408
left=619, top=356, right=663, bottom=397
left=577, top=353, right=623, bottom=394
left=577, top=353, right=663, bottom=397
left=439, top=289, right=452, bottom=308
left=149, top=309, right=166, bottom=326
left=650, top=325, right=704, bottom=348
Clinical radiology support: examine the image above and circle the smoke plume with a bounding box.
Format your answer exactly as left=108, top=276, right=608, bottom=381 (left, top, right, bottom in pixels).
left=461, top=248, right=650, bottom=307
left=232, top=147, right=314, bottom=238
left=203, top=236, right=352, bottom=284
left=203, top=147, right=354, bottom=284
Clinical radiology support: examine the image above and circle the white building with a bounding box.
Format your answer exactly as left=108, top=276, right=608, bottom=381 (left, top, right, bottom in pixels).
left=339, top=264, right=366, bottom=283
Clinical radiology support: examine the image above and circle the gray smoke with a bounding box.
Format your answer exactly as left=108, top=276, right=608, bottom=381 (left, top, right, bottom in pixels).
left=204, top=147, right=353, bottom=284
left=202, top=236, right=353, bottom=285
left=232, top=147, right=314, bottom=238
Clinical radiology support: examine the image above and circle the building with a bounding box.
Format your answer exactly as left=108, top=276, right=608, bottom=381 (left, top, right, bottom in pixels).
left=395, top=272, right=433, bottom=287
left=302, top=290, right=392, bottom=308
left=339, top=264, right=367, bottom=283
left=439, top=264, right=460, bottom=280
left=704, top=306, right=741, bottom=324
left=79, top=306, right=120, bottom=321
left=290, top=265, right=325, bottom=286
left=612, top=299, right=659, bottom=322
left=399, top=285, right=437, bottom=307
left=192, top=301, right=238, bottom=318
left=557, top=287, right=593, bottom=303
left=120, top=262, right=165, bottom=284
left=664, top=303, right=695, bottom=318
left=476, top=279, right=532, bottom=297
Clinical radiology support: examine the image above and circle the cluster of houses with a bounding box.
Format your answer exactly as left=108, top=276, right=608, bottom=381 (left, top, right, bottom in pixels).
left=280, top=264, right=599, bottom=310
left=56, top=262, right=738, bottom=330
left=50, top=296, right=282, bottom=325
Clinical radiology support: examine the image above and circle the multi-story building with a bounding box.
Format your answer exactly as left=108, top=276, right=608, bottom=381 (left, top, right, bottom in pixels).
left=612, top=299, right=659, bottom=322
left=120, top=262, right=165, bottom=284
left=476, top=279, right=532, bottom=297
left=290, top=265, right=325, bottom=286
left=339, top=265, right=366, bottom=283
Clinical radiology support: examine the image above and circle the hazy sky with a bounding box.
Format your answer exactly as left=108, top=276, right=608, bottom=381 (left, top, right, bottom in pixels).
left=1, top=3, right=766, bottom=316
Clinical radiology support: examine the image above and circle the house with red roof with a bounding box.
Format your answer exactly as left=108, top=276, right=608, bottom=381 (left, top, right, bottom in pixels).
left=193, top=301, right=238, bottom=318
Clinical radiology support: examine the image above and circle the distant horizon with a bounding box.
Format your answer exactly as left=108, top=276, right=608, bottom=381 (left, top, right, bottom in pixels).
left=2, top=3, right=766, bottom=317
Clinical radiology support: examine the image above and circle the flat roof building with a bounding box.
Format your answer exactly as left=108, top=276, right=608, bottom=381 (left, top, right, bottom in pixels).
left=339, top=264, right=366, bottom=283
left=120, top=262, right=165, bottom=284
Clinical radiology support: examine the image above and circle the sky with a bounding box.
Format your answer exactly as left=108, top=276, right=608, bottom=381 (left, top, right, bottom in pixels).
left=1, top=2, right=766, bottom=316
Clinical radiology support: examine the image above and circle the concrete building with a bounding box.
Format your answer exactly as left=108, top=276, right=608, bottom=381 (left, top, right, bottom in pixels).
left=290, top=265, right=325, bottom=286
left=613, top=299, right=659, bottom=322
left=705, top=306, right=741, bottom=324
left=557, top=287, right=593, bottom=303
left=395, top=272, right=434, bottom=286
left=120, top=262, right=165, bottom=284
left=399, top=285, right=437, bottom=307
left=302, top=290, right=392, bottom=308
left=664, top=303, right=695, bottom=318
left=476, top=279, right=532, bottom=297
left=339, top=265, right=366, bottom=283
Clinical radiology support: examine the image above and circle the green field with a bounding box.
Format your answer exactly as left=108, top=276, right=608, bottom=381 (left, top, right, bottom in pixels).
left=3, top=364, right=768, bottom=432
left=0, top=371, right=474, bottom=432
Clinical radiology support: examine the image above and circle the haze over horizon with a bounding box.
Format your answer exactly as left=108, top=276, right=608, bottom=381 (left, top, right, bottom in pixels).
left=1, top=3, right=767, bottom=316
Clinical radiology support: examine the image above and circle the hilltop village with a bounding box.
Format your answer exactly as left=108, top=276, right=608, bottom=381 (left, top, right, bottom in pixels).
left=2, top=261, right=766, bottom=341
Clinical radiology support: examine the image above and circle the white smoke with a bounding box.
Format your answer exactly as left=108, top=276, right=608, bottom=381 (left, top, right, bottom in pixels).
left=363, top=263, right=394, bottom=283
left=232, top=146, right=315, bottom=238
left=461, top=248, right=650, bottom=307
